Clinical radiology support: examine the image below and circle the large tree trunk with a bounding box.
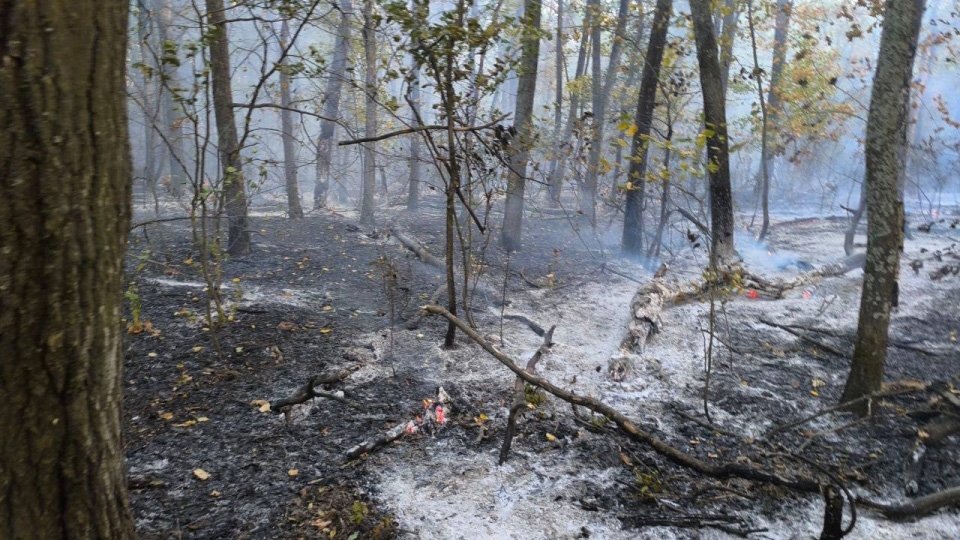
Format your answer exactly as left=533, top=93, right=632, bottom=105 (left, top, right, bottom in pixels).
left=501, top=0, right=542, bottom=251
left=0, top=1, right=137, bottom=538
left=279, top=19, right=304, bottom=219
left=621, top=0, right=673, bottom=257
left=758, top=0, right=792, bottom=241
left=206, top=0, right=251, bottom=255
left=841, top=0, right=925, bottom=415
left=690, top=0, right=736, bottom=266
left=581, top=0, right=630, bottom=224
left=314, top=0, right=353, bottom=208
left=360, top=0, right=377, bottom=224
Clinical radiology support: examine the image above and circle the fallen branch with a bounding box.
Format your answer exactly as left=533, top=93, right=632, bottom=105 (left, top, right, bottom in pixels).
left=857, top=486, right=960, bottom=520
left=345, top=421, right=411, bottom=461
left=270, top=366, right=359, bottom=411
left=424, top=305, right=823, bottom=493
left=759, top=317, right=847, bottom=358
left=743, top=253, right=866, bottom=299
left=405, top=283, right=446, bottom=330
left=499, top=325, right=556, bottom=464
left=338, top=115, right=508, bottom=146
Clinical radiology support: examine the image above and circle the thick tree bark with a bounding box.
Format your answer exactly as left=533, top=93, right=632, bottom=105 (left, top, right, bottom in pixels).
left=621, top=0, right=673, bottom=257
left=279, top=19, right=304, bottom=219
left=360, top=0, right=377, bottom=224
left=206, top=0, right=251, bottom=255
left=501, top=0, right=542, bottom=251
left=0, top=1, right=137, bottom=538
left=690, top=0, right=736, bottom=266
left=314, top=0, right=353, bottom=208
left=841, top=0, right=925, bottom=415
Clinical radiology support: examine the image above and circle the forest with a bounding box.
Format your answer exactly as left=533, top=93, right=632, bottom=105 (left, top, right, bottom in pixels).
left=3, top=0, right=960, bottom=538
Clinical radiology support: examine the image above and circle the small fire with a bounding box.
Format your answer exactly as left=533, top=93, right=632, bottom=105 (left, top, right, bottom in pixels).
left=802, top=290, right=812, bottom=299
left=747, top=290, right=759, bottom=299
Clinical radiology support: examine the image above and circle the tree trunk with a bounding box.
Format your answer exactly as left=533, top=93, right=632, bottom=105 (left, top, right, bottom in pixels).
left=547, top=2, right=592, bottom=207
left=157, top=0, right=188, bottom=200
left=690, top=0, right=736, bottom=266
left=719, top=0, right=740, bottom=97
left=501, top=0, right=542, bottom=251
left=206, top=0, right=251, bottom=255
left=621, top=0, right=673, bottom=257
left=841, top=0, right=925, bottom=415
left=578, top=0, right=603, bottom=224
left=758, top=0, right=792, bottom=240
left=315, top=0, right=353, bottom=208
left=582, top=0, right=630, bottom=223
left=137, top=4, right=161, bottom=214
left=0, top=1, right=137, bottom=538
left=360, top=0, right=377, bottom=225
left=545, top=0, right=564, bottom=204
left=747, top=0, right=771, bottom=242
left=279, top=19, right=304, bottom=219
left=407, top=64, right=422, bottom=211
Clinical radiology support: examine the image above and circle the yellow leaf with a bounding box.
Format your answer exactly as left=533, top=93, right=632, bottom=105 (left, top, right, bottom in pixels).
left=148, top=352, right=157, bottom=358
left=545, top=433, right=557, bottom=442
left=320, top=328, right=332, bottom=334
left=323, top=306, right=333, bottom=311
left=193, top=468, right=211, bottom=481
left=251, top=399, right=271, bottom=413
left=232, top=278, right=241, bottom=283
left=160, top=412, right=174, bottom=421
left=184, top=258, right=194, bottom=265
left=197, top=416, right=209, bottom=422
left=210, top=490, right=222, bottom=497
left=810, top=390, right=820, bottom=397
left=174, top=420, right=197, bottom=428
left=288, top=469, right=299, bottom=477
left=192, top=346, right=203, bottom=352
left=625, top=124, right=638, bottom=137
left=811, top=379, right=826, bottom=388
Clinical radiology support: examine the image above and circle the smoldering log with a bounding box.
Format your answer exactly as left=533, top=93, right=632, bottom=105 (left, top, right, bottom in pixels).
left=390, top=227, right=444, bottom=268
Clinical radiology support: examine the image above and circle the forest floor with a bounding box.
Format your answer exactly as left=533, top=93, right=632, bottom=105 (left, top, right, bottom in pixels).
left=123, top=195, right=960, bottom=539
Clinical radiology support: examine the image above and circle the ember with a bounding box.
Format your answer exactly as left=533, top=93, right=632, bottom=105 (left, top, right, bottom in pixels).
left=747, top=290, right=759, bottom=299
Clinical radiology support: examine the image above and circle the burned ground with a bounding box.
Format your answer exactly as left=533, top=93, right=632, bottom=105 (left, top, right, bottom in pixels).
left=123, top=200, right=960, bottom=539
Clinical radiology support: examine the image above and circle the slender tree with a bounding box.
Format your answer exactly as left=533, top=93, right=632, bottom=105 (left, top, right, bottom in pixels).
left=0, top=1, right=137, bottom=537
left=360, top=0, right=377, bottom=224
left=621, top=0, right=673, bottom=257
left=501, top=0, right=543, bottom=251
left=690, top=0, right=737, bottom=266
left=206, top=0, right=252, bottom=255
left=841, top=0, right=926, bottom=415
left=315, top=0, right=354, bottom=207
left=757, top=0, right=793, bottom=241
left=718, top=0, right=740, bottom=96
left=582, top=0, right=630, bottom=224
left=279, top=19, right=305, bottom=219
left=407, top=55, right=422, bottom=211
left=157, top=0, right=189, bottom=200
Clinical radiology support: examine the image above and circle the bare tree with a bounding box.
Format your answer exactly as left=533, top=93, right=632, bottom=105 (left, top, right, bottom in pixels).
left=621, top=0, right=673, bottom=257
left=279, top=18, right=305, bottom=219
left=690, top=0, right=736, bottom=265
left=315, top=0, right=354, bottom=208
left=841, top=0, right=926, bottom=415
left=206, top=0, right=251, bottom=255
left=0, top=1, right=137, bottom=536
left=758, top=0, right=793, bottom=241
left=501, top=0, right=543, bottom=251
left=360, top=0, right=377, bottom=224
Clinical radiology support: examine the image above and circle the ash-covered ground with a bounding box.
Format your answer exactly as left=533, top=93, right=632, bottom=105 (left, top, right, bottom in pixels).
left=123, top=196, right=960, bottom=539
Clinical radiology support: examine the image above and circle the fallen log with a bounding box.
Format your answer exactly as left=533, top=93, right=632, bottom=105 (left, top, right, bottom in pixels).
left=621, top=279, right=672, bottom=353
left=390, top=227, right=443, bottom=268
left=857, top=486, right=960, bottom=521
left=743, top=253, right=866, bottom=299
left=499, top=325, right=556, bottom=464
